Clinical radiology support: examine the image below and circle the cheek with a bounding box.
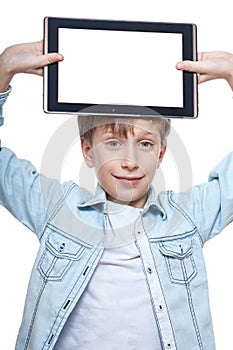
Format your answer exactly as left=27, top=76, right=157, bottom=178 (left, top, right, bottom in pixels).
left=91, top=143, right=117, bottom=166
left=91, top=148, right=108, bottom=171
left=94, top=155, right=113, bottom=173
left=93, top=157, right=117, bottom=184
left=92, top=146, right=121, bottom=172
left=138, top=152, right=160, bottom=173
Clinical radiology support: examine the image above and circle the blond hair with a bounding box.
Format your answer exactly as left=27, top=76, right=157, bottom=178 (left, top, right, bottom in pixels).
left=78, top=115, right=171, bottom=145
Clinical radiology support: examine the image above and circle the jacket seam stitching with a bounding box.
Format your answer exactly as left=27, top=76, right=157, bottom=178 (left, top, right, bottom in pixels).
left=49, top=183, right=77, bottom=222
left=24, top=281, right=47, bottom=350
left=43, top=247, right=102, bottom=349
left=39, top=183, right=77, bottom=242
left=167, top=191, right=204, bottom=246
left=181, top=261, right=204, bottom=349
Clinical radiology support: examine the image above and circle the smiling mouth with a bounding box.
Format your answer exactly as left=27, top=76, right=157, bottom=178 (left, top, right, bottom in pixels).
left=113, top=174, right=144, bottom=185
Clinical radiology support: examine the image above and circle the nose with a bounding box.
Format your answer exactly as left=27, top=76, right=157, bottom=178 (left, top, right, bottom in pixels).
left=121, top=143, right=139, bottom=170
left=121, top=158, right=139, bottom=170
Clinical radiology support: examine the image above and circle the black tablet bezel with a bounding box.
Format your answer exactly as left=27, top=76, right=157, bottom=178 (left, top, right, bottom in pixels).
left=44, top=17, right=198, bottom=118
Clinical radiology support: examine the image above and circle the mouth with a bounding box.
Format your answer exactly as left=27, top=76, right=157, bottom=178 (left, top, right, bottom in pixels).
left=113, top=174, right=144, bottom=186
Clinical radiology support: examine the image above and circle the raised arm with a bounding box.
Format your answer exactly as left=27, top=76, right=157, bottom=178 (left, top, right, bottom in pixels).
left=0, top=40, right=63, bottom=92
left=176, top=51, right=233, bottom=90
left=0, top=40, right=64, bottom=235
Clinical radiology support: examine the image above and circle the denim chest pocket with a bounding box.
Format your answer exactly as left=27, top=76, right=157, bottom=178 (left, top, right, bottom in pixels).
left=38, top=230, right=91, bottom=281
left=159, top=236, right=197, bottom=284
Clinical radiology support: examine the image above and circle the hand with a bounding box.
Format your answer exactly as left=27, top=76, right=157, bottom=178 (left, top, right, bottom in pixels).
left=176, top=51, right=233, bottom=90
left=0, top=40, right=64, bottom=92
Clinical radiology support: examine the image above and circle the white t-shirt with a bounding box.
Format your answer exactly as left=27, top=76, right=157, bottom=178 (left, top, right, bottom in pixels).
left=54, top=201, right=162, bottom=349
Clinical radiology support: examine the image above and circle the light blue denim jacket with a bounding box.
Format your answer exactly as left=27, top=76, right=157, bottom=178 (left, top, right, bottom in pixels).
left=1, top=88, right=233, bottom=350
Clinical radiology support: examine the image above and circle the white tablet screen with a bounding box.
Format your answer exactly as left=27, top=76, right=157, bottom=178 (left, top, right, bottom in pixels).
left=58, top=28, right=183, bottom=108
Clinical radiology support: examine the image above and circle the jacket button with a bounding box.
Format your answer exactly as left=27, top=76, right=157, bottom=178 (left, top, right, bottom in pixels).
left=147, top=267, right=153, bottom=274
left=59, top=243, right=66, bottom=252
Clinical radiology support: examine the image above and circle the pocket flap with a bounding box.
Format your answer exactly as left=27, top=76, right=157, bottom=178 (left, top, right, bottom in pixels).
left=46, top=232, right=87, bottom=260
left=159, top=236, right=193, bottom=259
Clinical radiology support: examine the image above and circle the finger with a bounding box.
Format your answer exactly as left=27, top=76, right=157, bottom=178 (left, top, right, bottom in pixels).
left=176, top=52, right=212, bottom=71
left=176, top=60, right=203, bottom=73
left=41, top=52, right=64, bottom=66
left=26, top=52, right=64, bottom=76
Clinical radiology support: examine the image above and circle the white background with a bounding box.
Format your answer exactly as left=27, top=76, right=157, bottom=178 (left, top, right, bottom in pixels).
left=0, top=1, right=233, bottom=349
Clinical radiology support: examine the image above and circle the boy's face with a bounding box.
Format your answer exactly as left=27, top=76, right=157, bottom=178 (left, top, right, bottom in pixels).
left=81, top=119, right=166, bottom=208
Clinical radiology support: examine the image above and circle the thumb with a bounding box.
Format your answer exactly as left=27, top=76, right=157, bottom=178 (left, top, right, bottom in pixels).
left=43, top=52, right=64, bottom=66
left=176, top=60, right=200, bottom=73
left=30, top=52, right=64, bottom=76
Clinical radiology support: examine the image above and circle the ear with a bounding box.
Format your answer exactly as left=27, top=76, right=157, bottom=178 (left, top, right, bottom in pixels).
left=81, top=138, right=95, bottom=168
left=157, top=143, right=167, bottom=168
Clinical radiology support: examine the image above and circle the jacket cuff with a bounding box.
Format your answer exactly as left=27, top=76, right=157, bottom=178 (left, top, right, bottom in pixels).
left=0, top=85, right=12, bottom=126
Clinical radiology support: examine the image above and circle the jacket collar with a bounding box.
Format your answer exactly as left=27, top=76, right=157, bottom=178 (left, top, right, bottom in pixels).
left=77, top=183, right=107, bottom=209
left=77, top=183, right=166, bottom=219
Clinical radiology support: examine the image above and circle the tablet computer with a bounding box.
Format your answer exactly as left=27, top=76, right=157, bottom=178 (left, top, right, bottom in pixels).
left=43, top=17, right=198, bottom=118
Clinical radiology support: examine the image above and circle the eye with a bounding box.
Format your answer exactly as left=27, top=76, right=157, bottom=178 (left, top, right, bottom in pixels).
left=138, top=141, right=153, bottom=149
left=106, top=139, right=122, bottom=149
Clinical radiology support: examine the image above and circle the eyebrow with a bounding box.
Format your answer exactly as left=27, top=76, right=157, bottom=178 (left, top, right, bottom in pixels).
left=135, top=129, right=161, bottom=140
left=102, top=130, right=161, bottom=143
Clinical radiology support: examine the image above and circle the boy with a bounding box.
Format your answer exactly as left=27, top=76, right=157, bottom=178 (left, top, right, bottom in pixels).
left=1, top=41, right=233, bottom=350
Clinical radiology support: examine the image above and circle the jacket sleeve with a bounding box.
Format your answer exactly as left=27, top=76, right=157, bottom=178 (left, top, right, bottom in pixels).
left=0, top=146, right=68, bottom=239
left=0, top=89, right=66, bottom=239
left=171, top=151, right=233, bottom=245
